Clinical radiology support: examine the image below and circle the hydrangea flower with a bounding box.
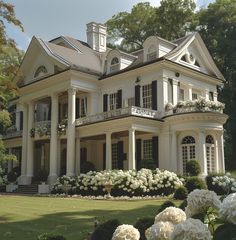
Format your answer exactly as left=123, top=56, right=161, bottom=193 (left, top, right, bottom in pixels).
left=145, top=221, right=174, bottom=240
left=155, top=207, right=186, bottom=225
left=112, top=224, right=140, bottom=240
left=185, top=189, right=221, bottom=217
left=219, top=193, right=236, bottom=224
left=170, top=218, right=212, bottom=240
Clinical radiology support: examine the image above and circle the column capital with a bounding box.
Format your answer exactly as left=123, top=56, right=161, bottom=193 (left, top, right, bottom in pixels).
left=51, top=92, right=58, bottom=100
left=68, top=87, right=77, bottom=95
left=172, top=78, right=179, bottom=85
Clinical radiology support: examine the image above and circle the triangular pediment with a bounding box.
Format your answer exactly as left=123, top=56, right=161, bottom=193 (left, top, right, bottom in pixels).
left=166, top=33, right=224, bottom=80
left=16, top=37, right=69, bottom=87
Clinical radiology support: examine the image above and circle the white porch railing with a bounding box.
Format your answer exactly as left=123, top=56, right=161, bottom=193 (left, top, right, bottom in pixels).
left=76, top=106, right=161, bottom=126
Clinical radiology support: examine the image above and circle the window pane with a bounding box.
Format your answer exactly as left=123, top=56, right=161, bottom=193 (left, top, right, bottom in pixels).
left=143, top=139, right=152, bottom=160
left=112, top=143, right=118, bottom=169
left=142, top=84, right=152, bottom=109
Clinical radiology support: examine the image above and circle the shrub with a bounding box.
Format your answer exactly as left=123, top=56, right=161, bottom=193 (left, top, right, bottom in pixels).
left=91, top=219, right=121, bottom=240
left=80, top=161, right=95, bottom=173
left=35, top=169, right=49, bottom=182
left=12, top=166, right=21, bottom=177
left=179, top=200, right=187, bottom=211
left=213, top=223, right=236, bottom=240
left=157, top=200, right=176, bottom=213
left=7, top=171, right=17, bottom=183
left=134, top=217, right=153, bottom=240
left=185, top=177, right=207, bottom=193
left=174, top=186, right=188, bottom=200
left=186, top=160, right=201, bottom=176
left=37, top=233, right=66, bottom=240
left=205, top=173, right=227, bottom=195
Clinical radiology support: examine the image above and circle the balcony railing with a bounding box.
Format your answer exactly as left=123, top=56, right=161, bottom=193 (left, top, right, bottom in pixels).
left=32, top=120, right=51, bottom=137
left=2, top=127, right=22, bottom=139
left=76, top=106, right=161, bottom=126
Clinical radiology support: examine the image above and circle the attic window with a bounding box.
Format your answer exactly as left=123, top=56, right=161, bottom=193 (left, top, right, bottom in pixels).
left=181, top=53, right=200, bottom=67
left=34, top=66, right=48, bottom=78
left=147, top=44, right=157, bottom=61
left=110, top=57, right=120, bottom=73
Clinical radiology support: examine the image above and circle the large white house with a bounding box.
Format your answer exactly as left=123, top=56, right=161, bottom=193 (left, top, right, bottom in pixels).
left=3, top=22, right=228, bottom=185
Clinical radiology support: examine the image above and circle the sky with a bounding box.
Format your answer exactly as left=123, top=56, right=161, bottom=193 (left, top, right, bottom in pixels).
left=5, top=0, right=214, bottom=51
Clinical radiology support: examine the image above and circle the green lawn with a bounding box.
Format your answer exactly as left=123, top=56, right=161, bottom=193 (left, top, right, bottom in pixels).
left=0, top=195, right=176, bottom=240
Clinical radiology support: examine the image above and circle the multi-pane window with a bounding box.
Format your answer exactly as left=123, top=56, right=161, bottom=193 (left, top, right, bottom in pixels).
left=147, top=45, right=157, bottom=61
left=142, top=84, right=152, bottom=109
left=143, top=139, right=152, bottom=160
left=112, top=143, right=118, bottom=169
left=109, top=93, right=118, bottom=110
left=110, top=57, right=119, bottom=73
left=209, top=92, right=214, bottom=101
left=192, top=92, right=198, bottom=100
left=181, top=136, right=196, bottom=174
left=179, top=89, right=185, bottom=101
left=80, top=98, right=87, bottom=117
left=206, top=135, right=215, bottom=173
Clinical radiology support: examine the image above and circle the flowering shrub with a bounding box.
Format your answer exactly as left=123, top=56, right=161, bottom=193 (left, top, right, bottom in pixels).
left=212, top=173, right=236, bottom=194
left=52, top=168, right=183, bottom=197
left=145, top=221, right=174, bottom=240
left=219, top=193, right=236, bottom=224
left=57, top=119, right=67, bottom=135
left=154, top=207, right=186, bottom=225
left=170, top=218, right=212, bottom=240
left=185, top=189, right=221, bottom=217
left=112, top=224, right=140, bottom=240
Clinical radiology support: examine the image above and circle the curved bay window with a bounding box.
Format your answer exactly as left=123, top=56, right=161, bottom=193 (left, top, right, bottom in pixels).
left=181, top=136, right=196, bottom=174
left=206, top=135, right=215, bottom=173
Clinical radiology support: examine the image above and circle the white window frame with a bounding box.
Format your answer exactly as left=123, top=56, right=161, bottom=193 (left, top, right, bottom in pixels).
left=206, top=135, right=215, bottom=173
left=109, top=92, right=118, bottom=110
left=143, top=139, right=152, bottom=160
left=179, top=88, right=185, bottom=101
left=112, top=143, right=118, bottom=169
left=142, top=84, right=152, bottom=109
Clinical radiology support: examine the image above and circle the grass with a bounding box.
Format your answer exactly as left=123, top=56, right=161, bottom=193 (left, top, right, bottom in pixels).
left=0, top=195, right=178, bottom=240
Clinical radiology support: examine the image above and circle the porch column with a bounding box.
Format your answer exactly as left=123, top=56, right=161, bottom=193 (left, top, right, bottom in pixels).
left=213, top=92, right=218, bottom=102
left=57, top=139, right=61, bottom=176
left=48, top=93, right=59, bottom=184
left=218, top=131, right=225, bottom=173
left=187, top=84, right=193, bottom=100
left=157, top=80, right=164, bottom=113
left=215, top=136, right=219, bottom=173
left=172, top=80, right=179, bottom=105
left=75, top=138, right=81, bottom=175
left=26, top=101, right=34, bottom=182
left=205, top=89, right=209, bottom=101
left=66, top=87, right=76, bottom=176
left=163, top=77, right=168, bottom=105
left=170, top=131, right=178, bottom=172
left=128, top=128, right=136, bottom=170
left=19, top=103, right=28, bottom=184
left=106, top=132, right=112, bottom=170
left=198, top=130, right=207, bottom=176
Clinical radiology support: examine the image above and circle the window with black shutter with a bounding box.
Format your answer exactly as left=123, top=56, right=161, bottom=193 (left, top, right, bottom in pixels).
left=76, top=98, right=80, bottom=118
left=152, top=136, right=159, bottom=168
left=136, top=139, right=142, bottom=170
left=117, top=89, right=122, bottom=109
left=168, top=78, right=173, bottom=103
left=135, top=85, right=141, bottom=107
left=117, top=141, right=124, bottom=169
left=20, top=111, right=23, bottom=130
left=152, top=80, right=157, bottom=110
left=103, top=94, right=108, bottom=112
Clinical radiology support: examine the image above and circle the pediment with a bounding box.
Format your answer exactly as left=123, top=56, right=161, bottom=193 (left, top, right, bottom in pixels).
left=16, top=37, right=68, bottom=87
left=166, top=33, right=224, bottom=80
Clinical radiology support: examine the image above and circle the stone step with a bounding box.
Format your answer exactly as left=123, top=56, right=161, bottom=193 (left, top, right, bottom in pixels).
left=13, top=185, right=38, bottom=194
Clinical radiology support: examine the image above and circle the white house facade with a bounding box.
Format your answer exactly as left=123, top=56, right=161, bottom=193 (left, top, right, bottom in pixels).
left=3, top=22, right=228, bottom=186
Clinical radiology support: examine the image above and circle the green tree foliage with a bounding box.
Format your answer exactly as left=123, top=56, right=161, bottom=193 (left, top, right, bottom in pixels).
left=196, top=0, right=236, bottom=169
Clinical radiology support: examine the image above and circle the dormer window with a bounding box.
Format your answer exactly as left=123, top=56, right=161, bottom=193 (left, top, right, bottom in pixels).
left=147, top=45, right=157, bottom=61
left=181, top=53, right=200, bottom=67
left=110, top=57, right=120, bottom=73
left=34, top=66, right=48, bottom=78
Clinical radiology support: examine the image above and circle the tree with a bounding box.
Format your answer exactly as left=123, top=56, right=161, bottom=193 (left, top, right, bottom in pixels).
left=196, top=0, right=236, bottom=169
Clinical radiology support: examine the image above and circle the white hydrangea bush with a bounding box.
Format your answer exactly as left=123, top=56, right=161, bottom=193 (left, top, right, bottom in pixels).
left=185, top=189, right=221, bottom=217
left=219, top=193, right=236, bottom=224
left=212, top=173, right=236, bottom=193
left=170, top=218, right=212, bottom=240
left=112, top=224, right=140, bottom=240
left=145, top=221, right=174, bottom=240
left=52, top=168, right=183, bottom=196
left=154, top=207, right=186, bottom=225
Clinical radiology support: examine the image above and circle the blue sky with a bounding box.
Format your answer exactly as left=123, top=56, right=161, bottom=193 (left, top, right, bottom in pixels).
left=5, top=0, right=214, bottom=51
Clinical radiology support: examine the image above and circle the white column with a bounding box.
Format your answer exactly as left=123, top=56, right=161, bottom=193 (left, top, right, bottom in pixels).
left=198, top=130, right=207, bottom=176
left=75, top=138, right=81, bottom=175
left=163, top=77, right=168, bottom=105
left=213, top=92, right=218, bottom=102
left=128, top=128, right=136, bottom=170
left=48, top=93, right=59, bottom=184
left=172, top=79, right=179, bottom=105
left=26, top=101, right=34, bottom=182
left=215, top=136, right=219, bottom=173
left=170, top=131, right=178, bottom=172
left=66, top=87, right=76, bottom=176
left=106, top=132, right=112, bottom=170
left=218, top=132, right=225, bottom=173
left=157, top=80, right=164, bottom=113
left=187, top=84, right=193, bottom=100
left=57, top=139, right=61, bottom=176
left=205, top=89, right=209, bottom=101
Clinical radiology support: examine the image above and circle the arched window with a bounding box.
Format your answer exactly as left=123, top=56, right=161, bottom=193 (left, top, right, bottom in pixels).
left=181, top=136, right=196, bottom=174
left=206, top=135, right=215, bottom=173
left=110, top=57, right=120, bottom=73
left=147, top=44, right=157, bottom=61
left=34, top=66, right=48, bottom=78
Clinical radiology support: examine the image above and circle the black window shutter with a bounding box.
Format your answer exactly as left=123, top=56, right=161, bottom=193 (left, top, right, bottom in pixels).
left=117, top=141, right=124, bottom=169
left=177, top=81, right=180, bottom=101
left=20, top=111, right=23, bottom=130
left=103, top=94, right=108, bottom=112
left=58, top=103, right=61, bottom=122
left=76, top=98, right=80, bottom=118
left=152, top=136, right=159, bottom=168
left=135, top=85, right=141, bottom=107
left=103, top=143, right=106, bottom=170
left=48, top=102, right=51, bottom=120
left=117, top=89, right=122, bottom=109
left=136, top=139, right=142, bottom=170
left=152, top=80, right=157, bottom=110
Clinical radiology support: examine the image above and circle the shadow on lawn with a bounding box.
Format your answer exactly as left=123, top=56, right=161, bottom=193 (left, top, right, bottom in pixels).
left=0, top=201, right=161, bottom=240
